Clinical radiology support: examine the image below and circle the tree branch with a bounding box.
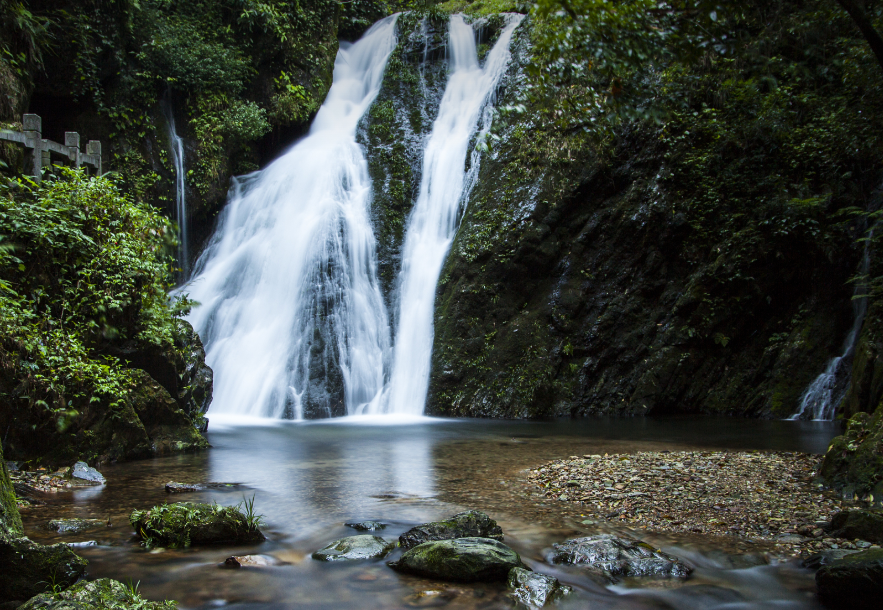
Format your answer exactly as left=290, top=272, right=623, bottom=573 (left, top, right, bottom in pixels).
left=836, top=0, right=883, bottom=75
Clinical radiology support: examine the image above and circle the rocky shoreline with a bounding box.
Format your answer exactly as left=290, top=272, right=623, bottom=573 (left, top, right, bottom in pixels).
left=528, top=450, right=879, bottom=559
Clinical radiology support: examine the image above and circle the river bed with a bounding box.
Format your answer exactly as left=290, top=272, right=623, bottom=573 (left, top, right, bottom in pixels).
left=20, top=416, right=840, bottom=609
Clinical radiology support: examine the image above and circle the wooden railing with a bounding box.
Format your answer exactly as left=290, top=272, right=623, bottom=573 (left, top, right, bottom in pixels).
left=0, top=114, right=102, bottom=182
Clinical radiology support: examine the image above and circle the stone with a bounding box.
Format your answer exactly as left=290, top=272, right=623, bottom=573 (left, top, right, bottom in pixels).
left=70, top=462, right=105, bottom=485
left=17, top=577, right=174, bottom=609
left=801, top=549, right=862, bottom=570
left=165, top=482, right=203, bottom=493
left=548, top=534, right=692, bottom=580
left=311, top=535, right=395, bottom=561
left=47, top=519, right=107, bottom=534
left=345, top=520, right=386, bottom=531
left=816, top=547, right=883, bottom=609
left=507, top=567, right=572, bottom=607
left=129, top=502, right=264, bottom=547
left=399, top=510, right=504, bottom=550
left=220, top=554, right=283, bottom=568
left=388, top=537, right=525, bottom=582
left=829, top=509, right=883, bottom=545
left=0, top=535, right=88, bottom=601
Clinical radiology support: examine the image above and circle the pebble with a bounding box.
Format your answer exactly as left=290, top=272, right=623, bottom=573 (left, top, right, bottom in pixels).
left=528, top=451, right=860, bottom=559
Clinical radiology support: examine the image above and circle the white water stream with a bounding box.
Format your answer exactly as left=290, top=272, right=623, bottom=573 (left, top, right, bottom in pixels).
left=182, top=16, right=398, bottom=418
left=162, top=97, right=190, bottom=280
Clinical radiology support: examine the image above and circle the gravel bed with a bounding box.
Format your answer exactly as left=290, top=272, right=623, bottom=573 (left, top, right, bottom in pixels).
left=528, top=450, right=879, bottom=558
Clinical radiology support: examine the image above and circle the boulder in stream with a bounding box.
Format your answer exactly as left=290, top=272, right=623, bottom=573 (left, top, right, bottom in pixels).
left=388, top=537, right=525, bottom=582
left=0, top=535, right=87, bottom=601
left=507, top=567, right=572, bottom=607
left=48, top=518, right=107, bottom=534
left=70, top=461, right=105, bottom=485
left=548, top=534, right=691, bottom=580
left=312, top=535, right=395, bottom=561
left=165, top=481, right=204, bottom=493
left=130, top=502, right=265, bottom=548
left=18, top=577, right=175, bottom=609
left=221, top=554, right=285, bottom=568
left=816, top=547, right=883, bottom=609
left=399, top=510, right=503, bottom=550
left=829, top=509, right=883, bottom=544
left=345, top=520, right=386, bottom=531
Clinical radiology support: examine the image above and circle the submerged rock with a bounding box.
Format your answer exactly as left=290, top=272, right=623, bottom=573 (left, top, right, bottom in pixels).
left=70, top=461, right=105, bottom=485
left=389, top=537, right=525, bottom=582
left=816, top=547, right=883, bottom=609
left=165, top=482, right=203, bottom=493
left=829, top=509, right=883, bottom=544
left=507, top=567, right=572, bottom=607
left=0, top=535, right=87, bottom=601
left=221, top=554, right=284, bottom=568
left=399, top=510, right=504, bottom=550
left=345, top=520, right=387, bottom=531
left=311, top=535, right=395, bottom=561
left=18, top=577, right=175, bottom=609
left=130, top=502, right=265, bottom=548
left=48, top=518, right=106, bottom=534
left=802, top=549, right=861, bottom=570
left=548, top=534, right=691, bottom=580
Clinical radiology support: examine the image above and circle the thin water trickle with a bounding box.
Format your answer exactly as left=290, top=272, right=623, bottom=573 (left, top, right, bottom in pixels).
left=373, top=14, right=525, bottom=415
left=162, top=95, right=190, bottom=281
left=179, top=16, right=399, bottom=418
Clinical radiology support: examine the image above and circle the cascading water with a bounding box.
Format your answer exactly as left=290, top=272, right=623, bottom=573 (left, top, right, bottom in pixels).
left=790, top=232, right=872, bottom=420
left=366, top=14, right=525, bottom=415
left=162, top=96, right=190, bottom=281
left=181, top=16, right=398, bottom=419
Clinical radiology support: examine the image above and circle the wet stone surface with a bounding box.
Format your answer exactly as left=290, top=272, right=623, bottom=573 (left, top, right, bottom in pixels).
left=48, top=518, right=107, bottom=534
left=346, top=520, right=387, bottom=531
left=507, top=566, right=572, bottom=607
left=311, top=535, right=396, bottom=561
left=389, top=537, right=525, bottom=582
left=399, top=510, right=504, bottom=550
left=549, top=534, right=692, bottom=580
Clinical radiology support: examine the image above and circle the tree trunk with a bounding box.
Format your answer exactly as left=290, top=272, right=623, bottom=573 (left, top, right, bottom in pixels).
left=836, top=0, right=883, bottom=74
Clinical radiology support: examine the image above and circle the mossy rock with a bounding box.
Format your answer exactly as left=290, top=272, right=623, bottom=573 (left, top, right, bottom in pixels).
left=130, top=502, right=264, bottom=548
left=0, top=535, right=87, bottom=602
left=816, top=548, right=883, bottom=609
left=388, top=537, right=525, bottom=582
left=311, top=535, right=395, bottom=561
left=399, top=510, right=504, bottom=550
left=18, top=577, right=176, bottom=609
left=0, top=443, right=22, bottom=538
left=829, top=509, right=883, bottom=544
left=819, top=408, right=883, bottom=501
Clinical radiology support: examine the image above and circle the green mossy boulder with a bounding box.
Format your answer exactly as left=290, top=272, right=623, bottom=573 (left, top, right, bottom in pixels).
left=0, top=535, right=88, bottom=602
left=0, top=443, right=22, bottom=538
left=311, top=535, right=395, bottom=561
left=830, top=509, right=883, bottom=544
left=388, top=537, right=526, bottom=583
left=130, top=502, right=264, bottom=548
left=48, top=519, right=107, bottom=535
left=819, top=409, right=883, bottom=502
left=18, top=578, right=176, bottom=610
left=398, top=510, right=504, bottom=550
left=816, top=548, right=883, bottom=609
left=507, top=567, right=572, bottom=607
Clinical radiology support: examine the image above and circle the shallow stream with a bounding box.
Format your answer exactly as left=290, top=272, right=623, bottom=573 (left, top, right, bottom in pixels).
left=21, top=417, right=839, bottom=609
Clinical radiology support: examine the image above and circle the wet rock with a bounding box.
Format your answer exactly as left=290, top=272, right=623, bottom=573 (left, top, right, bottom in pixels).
left=816, top=547, right=883, bottom=609
left=311, top=535, right=395, bottom=561
left=165, top=482, right=204, bottom=493
left=18, top=577, right=173, bottom=609
left=221, top=554, right=284, bottom=568
left=346, top=520, right=387, bottom=531
left=70, top=461, right=105, bottom=485
left=399, top=510, right=504, bottom=550
left=548, top=534, right=692, bottom=580
left=829, top=509, right=883, bottom=544
left=48, top=518, right=106, bottom=534
left=130, top=502, right=265, bottom=547
left=389, top=537, right=525, bottom=582
left=0, top=535, right=87, bottom=601
left=507, top=566, right=572, bottom=607
left=801, top=549, right=861, bottom=570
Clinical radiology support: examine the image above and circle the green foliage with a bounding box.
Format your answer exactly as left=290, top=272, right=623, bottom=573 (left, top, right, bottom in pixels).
left=438, top=0, right=520, bottom=17
left=130, top=501, right=264, bottom=548
left=0, top=168, right=183, bottom=428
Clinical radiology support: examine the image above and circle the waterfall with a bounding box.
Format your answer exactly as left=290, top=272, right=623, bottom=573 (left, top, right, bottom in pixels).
left=162, top=96, right=190, bottom=280
left=790, top=232, right=872, bottom=421
left=367, top=14, right=525, bottom=415
left=181, top=16, right=398, bottom=419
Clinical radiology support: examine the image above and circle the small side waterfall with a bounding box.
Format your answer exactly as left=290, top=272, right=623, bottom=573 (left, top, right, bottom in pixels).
left=370, top=14, right=525, bottom=415
left=181, top=16, right=398, bottom=418
left=790, top=233, right=872, bottom=420
left=162, top=96, right=190, bottom=280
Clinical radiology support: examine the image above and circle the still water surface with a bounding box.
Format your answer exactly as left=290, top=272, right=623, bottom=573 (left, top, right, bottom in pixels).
left=21, top=416, right=840, bottom=609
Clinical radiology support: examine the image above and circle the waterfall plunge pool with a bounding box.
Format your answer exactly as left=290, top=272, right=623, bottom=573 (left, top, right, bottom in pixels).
left=20, top=417, right=839, bottom=609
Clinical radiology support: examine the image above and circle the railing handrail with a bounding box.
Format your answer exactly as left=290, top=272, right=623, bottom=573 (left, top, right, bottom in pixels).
left=0, top=114, right=102, bottom=182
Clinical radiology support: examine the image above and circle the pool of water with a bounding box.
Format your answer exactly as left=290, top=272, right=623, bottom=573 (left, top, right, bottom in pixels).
left=20, top=416, right=840, bottom=609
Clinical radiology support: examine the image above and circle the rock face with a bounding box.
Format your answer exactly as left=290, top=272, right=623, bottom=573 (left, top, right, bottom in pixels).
left=829, top=509, right=883, bottom=544
left=389, top=537, right=525, bottom=582
left=399, top=510, right=504, bottom=550
left=548, top=535, right=692, bottom=580
left=130, top=502, right=265, bottom=548
left=48, top=518, right=106, bottom=534
left=311, top=535, right=395, bottom=561
left=820, top=408, right=883, bottom=503
left=816, top=547, right=883, bottom=609
left=507, top=567, right=572, bottom=607
left=18, top=578, right=175, bottom=610
left=0, top=535, right=88, bottom=602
